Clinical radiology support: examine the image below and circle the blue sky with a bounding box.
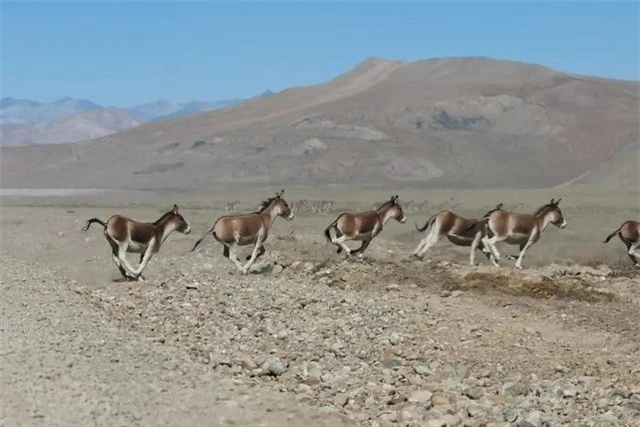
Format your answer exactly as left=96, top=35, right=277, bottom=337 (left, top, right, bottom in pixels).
left=2, top=1, right=638, bottom=106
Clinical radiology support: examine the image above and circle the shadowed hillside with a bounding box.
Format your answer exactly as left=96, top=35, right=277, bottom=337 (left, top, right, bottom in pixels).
left=1, top=57, right=638, bottom=190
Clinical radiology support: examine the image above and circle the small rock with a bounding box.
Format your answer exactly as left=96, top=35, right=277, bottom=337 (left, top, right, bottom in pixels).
left=262, top=358, right=286, bottom=376
left=236, top=355, right=257, bottom=370
left=382, top=357, right=403, bottom=369
left=431, top=392, right=455, bottom=406
left=503, top=407, right=519, bottom=422
left=443, top=414, right=462, bottom=426
left=450, top=290, right=464, bottom=298
left=408, top=390, right=433, bottom=404
left=525, top=410, right=543, bottom=426
left=464, top=387, right=484, bottom=400
left=477, top=367, right=493, bottom=378
left=271, top=264, right=284, bottom=276
left=386, top=283, right=400, bottom=292
left=389, top=332, right=401, bottom=345
left=334, top=392, right=349, bottom=407
left=413, top=365, right=431, bottom=376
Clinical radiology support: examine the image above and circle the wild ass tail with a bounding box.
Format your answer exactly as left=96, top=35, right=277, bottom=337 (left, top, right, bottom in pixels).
left=191, top=227, right=214, bottom=252
left=415, top=214, right=437, bottom=232
left=324, top=218, right=339, bottom=243
left=82, top=218, right=107, bottom=232
left=603, top=225, right=623, bottom=244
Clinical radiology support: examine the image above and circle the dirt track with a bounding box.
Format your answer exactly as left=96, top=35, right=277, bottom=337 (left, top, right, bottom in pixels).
left=1, top=192, right=639, bottom=427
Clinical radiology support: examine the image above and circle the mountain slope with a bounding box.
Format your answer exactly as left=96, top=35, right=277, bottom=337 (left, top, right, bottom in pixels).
left=1, top=57, right=638, bottom=190
left=0, top=108, right=141, bottom=146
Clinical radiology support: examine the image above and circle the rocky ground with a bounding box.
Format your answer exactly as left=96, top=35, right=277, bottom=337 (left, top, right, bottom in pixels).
left=1, top=202, right=639, bottom=427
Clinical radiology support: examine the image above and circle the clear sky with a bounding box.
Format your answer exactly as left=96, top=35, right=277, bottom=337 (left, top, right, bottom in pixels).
left=2, top=1, right=638, bottom=107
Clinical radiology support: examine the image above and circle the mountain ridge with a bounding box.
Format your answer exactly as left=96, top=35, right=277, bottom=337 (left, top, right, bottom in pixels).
left=1, top=56, right=638, bottom=190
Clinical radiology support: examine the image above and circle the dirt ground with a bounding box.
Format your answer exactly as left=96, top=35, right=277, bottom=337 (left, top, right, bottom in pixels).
left=1, top=187, right=638, bottom=427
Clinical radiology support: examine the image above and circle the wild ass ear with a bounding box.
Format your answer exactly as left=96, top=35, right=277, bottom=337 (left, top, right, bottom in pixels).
left=276, top=189, right=284, bottom=198
left=555, top=198, right=562, bottom=205
left=173, top=204, right=179, bottom=213
left=549, top=198, right=555, bottom=206
left=496, top=203, right=504, bottom=210
left=391, top=195, right=399, bottom=203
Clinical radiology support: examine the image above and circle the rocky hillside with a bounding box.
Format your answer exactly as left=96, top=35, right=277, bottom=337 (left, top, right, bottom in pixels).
left=1, top=57, right=638, bottom=189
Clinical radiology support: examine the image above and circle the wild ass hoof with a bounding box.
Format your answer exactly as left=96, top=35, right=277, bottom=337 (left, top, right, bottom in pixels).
left=515, top=264, right=523, bottom=270
left=336, top=247, right=342, bottom=254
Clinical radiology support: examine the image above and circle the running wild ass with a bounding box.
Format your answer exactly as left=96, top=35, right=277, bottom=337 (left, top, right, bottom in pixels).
left=191, top=190, right=295, bottom=273
left=82, top=205, right=191, bottom=281
left=470, top=198, right=567, bottom=269
left=324, top=195, right=407, bottom=257
left=412, top=203, right=504, bottom=265
left=603, top=220, right=640, bottom=266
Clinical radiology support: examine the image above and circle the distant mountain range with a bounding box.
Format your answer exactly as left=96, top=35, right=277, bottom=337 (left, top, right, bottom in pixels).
left=0, top=91, right=273, bottom=146
left=2, top=56, right=636, bottom=190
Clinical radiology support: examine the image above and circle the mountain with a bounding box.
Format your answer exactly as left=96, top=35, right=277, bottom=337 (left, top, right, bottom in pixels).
left=0, top=108, right=141, bottom=146
left=0, top=96, right=103, bottom=124
left=127, top=92, right=273, bottom=121
left=1, top=57, right=638, bottom=190
left=560, top=141, right=640, bottom=189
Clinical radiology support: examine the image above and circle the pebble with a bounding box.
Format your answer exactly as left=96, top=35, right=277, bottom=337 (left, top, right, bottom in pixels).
left=262, top=358, right=286, bottom=376
left=408, top=390, right=432, bottom=404
left=333, top=392, right=349, bottom=407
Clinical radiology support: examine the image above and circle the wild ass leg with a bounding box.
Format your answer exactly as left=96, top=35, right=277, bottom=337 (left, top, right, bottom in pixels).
left=415, top=229, right=439, bottom=259
left=514, top=235, right=536, bottom=270
left=117, top=244, right=140, bottom=280
left=226, top=243, right=247, bottom=273
left=627, top=241, right=640, bottom=266
left=107, top=237, right=130, bottom=279
left=352, top=238, right=372, bottom=258
left=470, top=232, right=482, bottom=266
left=244, top=236, right=265, bottom=271
left=331, top=235, right=353, bottom=256
left=131, top=242, right=156, bottom=280
left=481, top=236, right=501, bottom=266
left=245, top=245, right=266, bottom=261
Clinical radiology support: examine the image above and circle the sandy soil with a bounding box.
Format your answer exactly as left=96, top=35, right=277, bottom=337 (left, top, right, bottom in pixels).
left=1, top=188, right=638, bottom=427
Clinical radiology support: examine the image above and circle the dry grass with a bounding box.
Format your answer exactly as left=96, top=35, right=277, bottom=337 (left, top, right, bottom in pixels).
left=455, top=271, right=617, bottom=303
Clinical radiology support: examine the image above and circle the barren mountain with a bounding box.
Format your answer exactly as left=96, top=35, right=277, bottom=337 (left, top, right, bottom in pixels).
left=0, top=108, right=141, bottom=146
left=561, top=141, right=640, bottom=189
left=1, top=57, right=638, bottom=189
left=0, top=96, right=101, bottom=124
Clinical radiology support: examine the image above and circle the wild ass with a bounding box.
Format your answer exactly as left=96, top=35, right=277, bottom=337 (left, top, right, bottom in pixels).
left=191, top=190, right=295, bottom=273
left=324, top=195, right=407, bottom=257
left=411, top=203, right=504, bottom=265
left=470, top=198, right=567, bottom=269
left=603, top=220, right=640, bottom=266
left=82, top=205, right=192, bottom=281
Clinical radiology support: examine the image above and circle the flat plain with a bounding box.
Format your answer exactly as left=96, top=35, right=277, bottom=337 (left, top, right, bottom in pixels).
left=1, top=185, right=638, bottom=426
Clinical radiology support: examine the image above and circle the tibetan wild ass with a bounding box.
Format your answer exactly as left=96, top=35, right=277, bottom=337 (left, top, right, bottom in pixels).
left=191, top=190, right=295, bottom=273
left=603, top=220, right=640, bottom=266
left=324, top=195, right=407, bottom=258
left=82, top=205, right=191, bottom=281
left=470, top=198, right=567, bottom=269
left=412, top=203, right=504, bottom=265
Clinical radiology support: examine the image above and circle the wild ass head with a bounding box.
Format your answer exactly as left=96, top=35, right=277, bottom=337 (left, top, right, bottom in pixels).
left=388, top=195, right=407, bottom=224
left=535, top=198, right=566, bottom=229
left=157, top=204, right=192, bottom=234
left=258, top=189, right=295, bottom=221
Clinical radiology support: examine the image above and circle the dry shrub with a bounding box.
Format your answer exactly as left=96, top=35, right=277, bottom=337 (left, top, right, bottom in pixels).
left=457, top=272, right=616, bottom=303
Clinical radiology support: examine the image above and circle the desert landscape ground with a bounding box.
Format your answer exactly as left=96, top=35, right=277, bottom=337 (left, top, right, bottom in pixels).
left=1, top=184, right=638, bottom=426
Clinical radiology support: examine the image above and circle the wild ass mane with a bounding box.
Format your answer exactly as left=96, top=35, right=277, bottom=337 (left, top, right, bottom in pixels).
left=256, top=196, right=279, bottom=213
left=533, top=203, right=554, bottom=216
left=151, top=210, right=174, bottom=225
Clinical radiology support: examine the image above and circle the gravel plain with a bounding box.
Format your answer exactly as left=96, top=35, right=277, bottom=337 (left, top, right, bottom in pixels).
left=1, top=195, right=639, bottom=427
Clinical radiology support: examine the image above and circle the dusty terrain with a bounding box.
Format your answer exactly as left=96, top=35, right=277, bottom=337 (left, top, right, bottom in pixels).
left=2, top=57, right=638, bottom=189
left=1, top=187, right=639, bottom=426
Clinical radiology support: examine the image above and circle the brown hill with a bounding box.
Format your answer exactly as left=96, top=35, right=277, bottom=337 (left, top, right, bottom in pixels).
left=1, top=57, right=638, bottom=190
left=0, top=108, right=141, bottom=146
left=560, top=141, right=639, bottom=189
